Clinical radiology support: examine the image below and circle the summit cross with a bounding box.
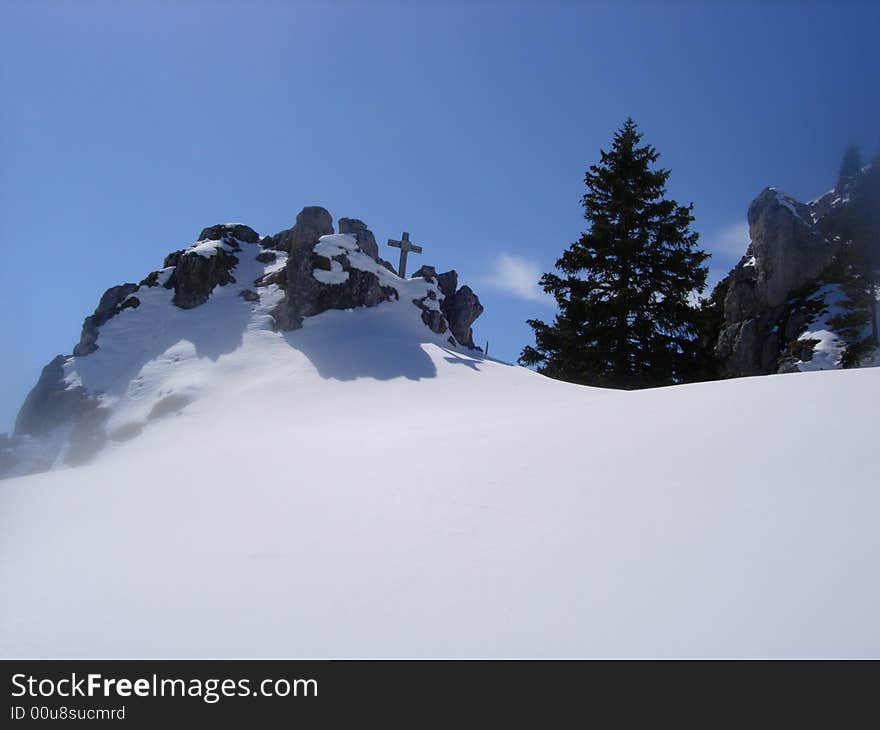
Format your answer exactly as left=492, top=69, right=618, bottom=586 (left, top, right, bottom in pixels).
left=387, top=231, right=423, bottom=278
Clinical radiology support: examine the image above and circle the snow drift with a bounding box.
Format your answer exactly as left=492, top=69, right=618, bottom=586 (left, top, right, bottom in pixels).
left=1, top=210, right=877, bottom=657
left=1, top=269, right=878, bottom=655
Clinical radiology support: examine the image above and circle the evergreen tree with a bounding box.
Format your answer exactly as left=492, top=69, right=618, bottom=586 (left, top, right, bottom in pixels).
left=848, top=160, right=880, bottom=347
left=837, top=144, right=863, bottom=192
left=828, top=159, right=880, bottom=364
left=520, top=118, right=709, bottom=389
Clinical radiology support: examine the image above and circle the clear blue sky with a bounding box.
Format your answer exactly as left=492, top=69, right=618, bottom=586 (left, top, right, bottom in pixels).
left=1, top=0, right=878, bottom=431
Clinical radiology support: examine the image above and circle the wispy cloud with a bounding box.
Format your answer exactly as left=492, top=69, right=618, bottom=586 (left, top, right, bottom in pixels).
left=703, top=221, right=750, bottom=258
left=485, top=254, right=554, bottom=305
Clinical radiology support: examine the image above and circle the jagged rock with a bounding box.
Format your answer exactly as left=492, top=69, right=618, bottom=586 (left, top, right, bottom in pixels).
left=422, top=309, right=447, bottom=334
left=412, top=296, right=448, bottom=335
left=747, top=189, right=835, bottom=309
left=140, top=271, right=161, bottom=287
left=240, top=289, right=259, bottom=302
left=255, top=251, right=276, bottom=264
left=73, top=283, right=139, bottom=356
left=163, top=250, right=183, bottom=268
left=715, top=187, right=839, bottom=377
left=721, top=260, right=758, bottom=325
left=164, top=247, right=239, bottom=309
left=263, top=206, right=333, bottom=253
left=403, top=266, right=484, bottom=348
left=273, top=235, right=397, bottom=330
left=411, top=265, right=438, bottom=281
left=14, top=355, right=98, bottom=437
left=338, top=218, right=379, bottom=260
left=255, top=267, right=287, bottom=289
left=437, top=270, right=458, bottom=300
left=198, top=223, right=259, bottom=244
left=444, top=285, right=483, bottom=348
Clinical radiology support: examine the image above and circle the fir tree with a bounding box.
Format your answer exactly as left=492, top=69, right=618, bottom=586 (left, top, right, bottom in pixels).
left=848, top=160, right=880, bottom=347
left=828, top=158, right=880, bottom=364
left=837, top=144, right=863, bottom=192
left=520, top=118, right=710, bottom=389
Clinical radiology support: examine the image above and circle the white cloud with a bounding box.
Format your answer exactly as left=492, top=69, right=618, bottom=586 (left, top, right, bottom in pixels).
left=486, top=253, right=554, bottom=304
left=704, top=221, right=750, bottom=258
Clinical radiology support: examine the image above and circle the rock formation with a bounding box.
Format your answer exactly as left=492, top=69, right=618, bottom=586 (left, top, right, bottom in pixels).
left=261, top=206, right=333, bottom=253
left=3, top=205, right=485, bottom=479
left=271, top=231, right=399, bottom=330
left=713, top=160, right=879, bottom=377
left=73, top=283, right=140, bottom=356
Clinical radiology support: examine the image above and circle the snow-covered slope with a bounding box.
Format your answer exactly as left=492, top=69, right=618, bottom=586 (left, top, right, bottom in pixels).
left=1, top=266, right=878, bottom=656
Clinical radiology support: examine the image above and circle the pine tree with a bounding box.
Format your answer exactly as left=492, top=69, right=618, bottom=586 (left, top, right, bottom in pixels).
left=837, top=144, right=863, bottom=192
left=520, top=118, right=709, bottom=389
left=848, top=160, right=880, bottom=347
left=828, top=158, right=880, bottom=365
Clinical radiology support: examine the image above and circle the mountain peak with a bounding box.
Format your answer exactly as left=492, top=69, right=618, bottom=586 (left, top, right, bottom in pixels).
left=1, top=207, right=484, bottom=479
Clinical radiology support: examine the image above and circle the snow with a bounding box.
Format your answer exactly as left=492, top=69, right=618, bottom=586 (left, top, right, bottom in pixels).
left=1, top=238, right=879, bottom=658
left=312, top=259, right=349, bottom=285
left=743, top=256, right=757, bottom=268
left=313, top=233, right=360, bottom=258
left=186, top=240, right=234, bottom=258
left=795, top=284, right=847, bottom=372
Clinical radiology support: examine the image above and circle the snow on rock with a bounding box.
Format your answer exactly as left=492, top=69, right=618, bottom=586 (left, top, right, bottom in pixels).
left=716, top=186, right=839, bottom=376
left=312, top=259, right=349, bottom=285
left=3, top=209, right=485, bottom=480
left=715, top=160, right=880, bottom=377
left=793, top=284, right=847, bottom=372
left=187, top=239, right=236, bottom=258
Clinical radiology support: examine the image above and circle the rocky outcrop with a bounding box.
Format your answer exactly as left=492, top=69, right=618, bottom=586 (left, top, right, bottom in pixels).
left=338, top=217, right=399, bottom=272
left=14, top=355, right=98, bottom=437
left=413, top=289, right=447, bottom=335
left=6, top=204, right=486, bottom=479
left=73, top=283, right=140, bottom=356
left=713, top=156, right=880, bottom=378
left=198, top=223, right=259, bottom=244
left=443, top=285, right=483, bottom=349
left=163, top=246, right=239, bottom=309
left=262, top=206, right=333, bottom=253
left=714, top=188, right=839, bottom=376
left=745, top=189, right=835, bottom=310
left=265, top=208, right=484, bottom=346
left=408, top=266, right=483, bottom=348
left=272, top=232, right=398, bottom=330
left=411, top=265, right=438, bottom=281
left=338, top=218, right=379, bottom=259
left=437, top=270, right=458, bottom=301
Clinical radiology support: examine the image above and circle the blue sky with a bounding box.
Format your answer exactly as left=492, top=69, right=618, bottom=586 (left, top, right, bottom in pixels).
left=1, top=0, right=878, bottom=431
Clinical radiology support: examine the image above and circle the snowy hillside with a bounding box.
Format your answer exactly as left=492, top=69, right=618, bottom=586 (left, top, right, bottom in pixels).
left=1, top=272, right=878, bottom=655
left=1, top=209, right=877, bottom=658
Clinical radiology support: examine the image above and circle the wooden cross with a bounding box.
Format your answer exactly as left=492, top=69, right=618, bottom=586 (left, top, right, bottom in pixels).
left=387, top=231, right=423, bottom=278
